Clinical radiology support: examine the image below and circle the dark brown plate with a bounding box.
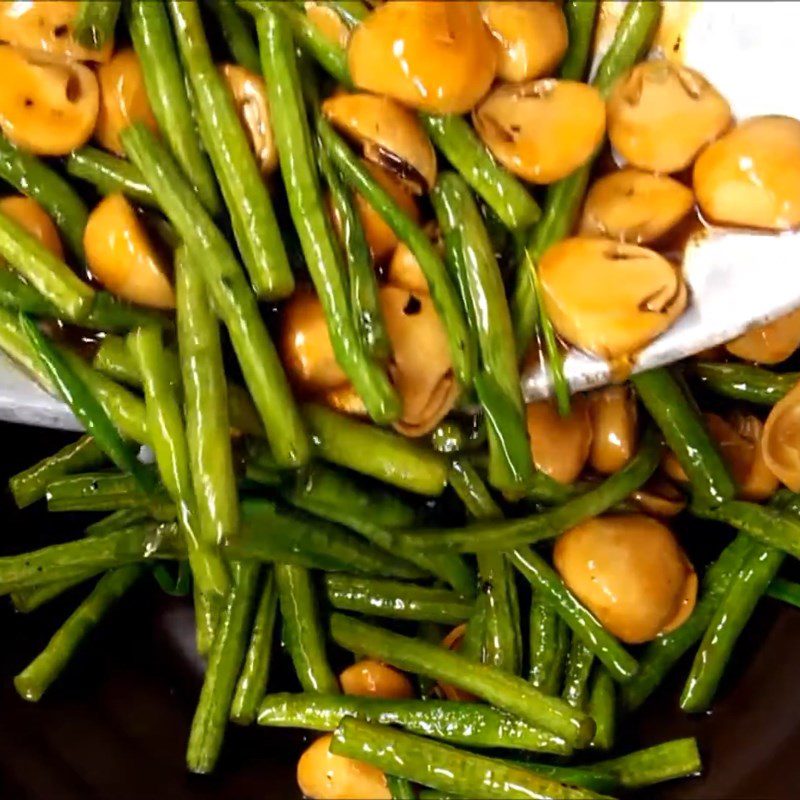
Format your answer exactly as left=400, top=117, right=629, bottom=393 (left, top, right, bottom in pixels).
left=2, top=424, right=800, bottom=800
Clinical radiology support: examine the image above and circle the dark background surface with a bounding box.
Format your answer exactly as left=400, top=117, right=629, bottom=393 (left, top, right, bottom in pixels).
left=2, top=423, right=800, bottom=799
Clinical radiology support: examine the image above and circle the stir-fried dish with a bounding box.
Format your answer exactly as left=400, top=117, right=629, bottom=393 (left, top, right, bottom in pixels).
left=1, top=1, right=800, bottom=798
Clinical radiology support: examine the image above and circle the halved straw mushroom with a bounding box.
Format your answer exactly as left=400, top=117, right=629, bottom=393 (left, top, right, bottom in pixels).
left=321, top=383, right=368, bottom=417
left=588, top=385, right=638, bottom=474
left=763, top=381, right=800, bottom=492
left=95, top=48, right=158, bottom=157
left=322, top=92, right=437, bottom=194
left=0, top=45, right=98, bottom=156
left=297, top=734, right=391, bottom=800
left=480, top=1, right=568, bottom=83
left=473, top=79, right=606, bottom=184
left=693, top=115, right=800, bottom=231
left=220, top=63, right=278, bottom=177
left=538, top=237, right=688, bottom=360
left=280, top=287, right=348, bottom=394
left=726, top=308, right=800, bottom=365
left=0, top=0, right=113, bottom=63
left=579, top=168, right=695, bottom=245
left=664, top=412, right=779, bottom=501
left=381, top=285, right=458, bottom=437
left=607, top=60, right=732, bottom=174
left=525, top=396, right=592, bottom=485
left=629, top=478, right=687, bottom=518
left=554, top=514, right=697, bottom=644
left=340, top=660, right=415, bottom=699
left=83, top=194, right=175, bottom=309
left=305, top=1, right=351, bottom=49
left=0, top=195, right=63, bottom=259
left=386, top=241, right=429, bottom=295
left=347, top=0, right=497, bottom=115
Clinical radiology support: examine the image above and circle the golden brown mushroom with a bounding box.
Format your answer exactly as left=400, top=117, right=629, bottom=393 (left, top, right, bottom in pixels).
left=538, top=237, right=688, bottom=360
left=386, top=241, right=429, bottom=295
left=607, top=60, right=731, bottom=173
left=340, top=660, right=415, bottom=699
left=629, top=478, right=687, bottom=518
left=554, top=514, right=697, bottom=644
left=320, top=383, right=369, bottom=417
left=322, top=92, right=437, bottom=193
left=0, top=196, right=62, bottom=259
left=305, top=1, right=351, bottom=49
left=762, top=381, right=800, bottom=492
left=347, top=1, right=497, bottom=115
left=297, top=735, right=391, bottom=800
left=725, top=308, right=800, bottom=365
left=0, top=0, right=113, bottom=63
left=220, top=63, right=278, bottom=177
left=693, top=115, right=800, bottom=231
left=588, top=385, right=638, bottom=474
left=0, top=45, right=98, bottom=156
left=579, top=169, right=695, bottom=245
left=480, top=1, right=568, bottom=83
left=473, top=79, right=605, bottom=184
left=83, top=194, right=175, bottom=309
left=526, top=396, right=592, bottom=485
left=95, top=48, right=158, bottom=157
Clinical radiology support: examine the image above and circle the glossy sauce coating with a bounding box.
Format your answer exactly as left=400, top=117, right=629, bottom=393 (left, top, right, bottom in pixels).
left=588, top=385, right=638, bottom=474
left=526, top=396, right=592, bottom=485
left=340, top=660, right=415, bottom=699
left=726, top=308, right=800, bottom=365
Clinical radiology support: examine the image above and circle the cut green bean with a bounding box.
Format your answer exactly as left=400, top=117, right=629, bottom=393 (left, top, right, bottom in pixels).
left=169, top=0, right=292, bottom=299
left=622, top=533, right=753, bottom=711
left=14, top=565, right=143, bottom=702
left=529, top=596, right=570, bottom=695
left=46, top=471, right=157, bottom=513
left=588, top=668, right=615, bottom=751
left=205, top=0, right=261, bottom=72
left=66, top=147, right=156, bottom=208
left=594, top=738, right=702, bottom=789
left=433, top=172, right=534, bottom=491
left=11, top=571, right=101, bottom=614
left=304, top=404, right=448, bottom=496
left=562, top=638, right=595, bottom=710
left=331, top=614, right=594, bottom=747
left=692, top=361, right=799, bottom=406
left=122, top=123, right=308, bottom=468
left=397, top=426, right=661, bottom=554
left=633, top=368, right=735, bottom=505
left=276, top=564, right=339, bottom=694
left=231, top=567, right=279, bottom=724
left=86, top=507, right=153, bottom=537
left=94, top=334, right=177, bottom=388
left=127, top=0, right=221, bottom=215
left=511, top=547, right=638, bottom=683
left=194, top=584, right=220, bottom=660
left=324, top=575, right=473, bottom=624
left=73, top=0, right=120, bottom=49
left=0, top=133, right=88, bottom=262
left=331, top=718, right=602, bottom=800
left=187, top=561, right=260, bottom=773
left=387, top=775, right=416, bottom=800
left=767, top=577, right=800, bottom=608
left=559, top=0, right=599, bottom=81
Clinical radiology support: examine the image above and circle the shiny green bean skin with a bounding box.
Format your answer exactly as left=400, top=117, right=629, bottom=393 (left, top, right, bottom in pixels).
left=767, top=577, right=800, bottom=608
left=276, top=564, right=339, bottom=694
left=595, top=738, right=702, bottom=789
left=692, top=361, right=799, bottom=406
left=14, top=565, right=143, bottom=702
left=319, top=118, right=475, bottom=388
left=231, top=567, right=278, bottom=724
left=562, top=638, right=595, bottom=709
left=529, top=597, right=569, bottom=695
left=46, top=472, right=152, bottom=513
left=433, top=172, right=534, bottom=491
left=66, top=148, right=156, bottom=208
left=130, top=325, right=229, bottom=598
left=187, top=560, right=260, bottom=773
left=511, top=547, right=638, bottom=683
left=11, top=570, right=101, bottom=614
left=258, top=693, right=570, bottom=755
left=396, top=426, right=661, bottom=553
left=73, top=0, right=120, bottom=48
left=94, top=334, right=172, bottom=388
left=331, top=718, right=603, bottom=800
left=0, top=213, right=94, bottom=322
left=10, top=435, right=105, bottom=509
left=122, top=124, right=308, bottom=468
left=331, top=614, right=594, bottom=747
left=324, top=575, right=473, bottom=624
left=176, top=247, right=240, bottom=549
left=0, top=133, right=88, bottom=262
left=681, top=544, right=784, bottom=713
left=621, top=533, right=754, bottom=711
left=559, top=0, right=599, bottom=81
left=304, top=404, right=448, bottom=496
left=588, top=668, right=615, bottom=751
left=127, top=0, right=221, bottom=215
left=169, top=0, right=292, bottom=299
left=204, top=0, right=261, bottom=72
left=257, top=12, right=399, bottom=422
left=633, top=368, right=735, bottom=505
left=85, top=507, right=153, bottom=537
left=387, top=775, right=416, bottom=800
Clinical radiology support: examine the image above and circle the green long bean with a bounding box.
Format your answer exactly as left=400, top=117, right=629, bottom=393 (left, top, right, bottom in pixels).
left=767, top=577, right=800, bottom=608
left=562, top=638, right=595, bottom=709
left=66, top=147, right=156, bottom=208
left=73, top=0, right=120, bottom=49
left=121, top=123, right=308, bottom=468
left=331, top=614, right=594, bottom=747
left=559, top=0, right=599, bottom=81
left=276, top=563, right=339, bottom=694
left=595, top=738, right=702, bottom=789
left=127, top=0, right=221, bottom=215
left=692, top=361, right=799, bottom=406
left=529, top=596, right=570, bottom=695
left=46, top=471, right=158, bottom=513
left=588, top=668, right=615, bottom=751
left=93, top=334, right=176, bottom=388
left=258, top=693, right=571, bottom=754
left=205, top=0, right=261, bottom=72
